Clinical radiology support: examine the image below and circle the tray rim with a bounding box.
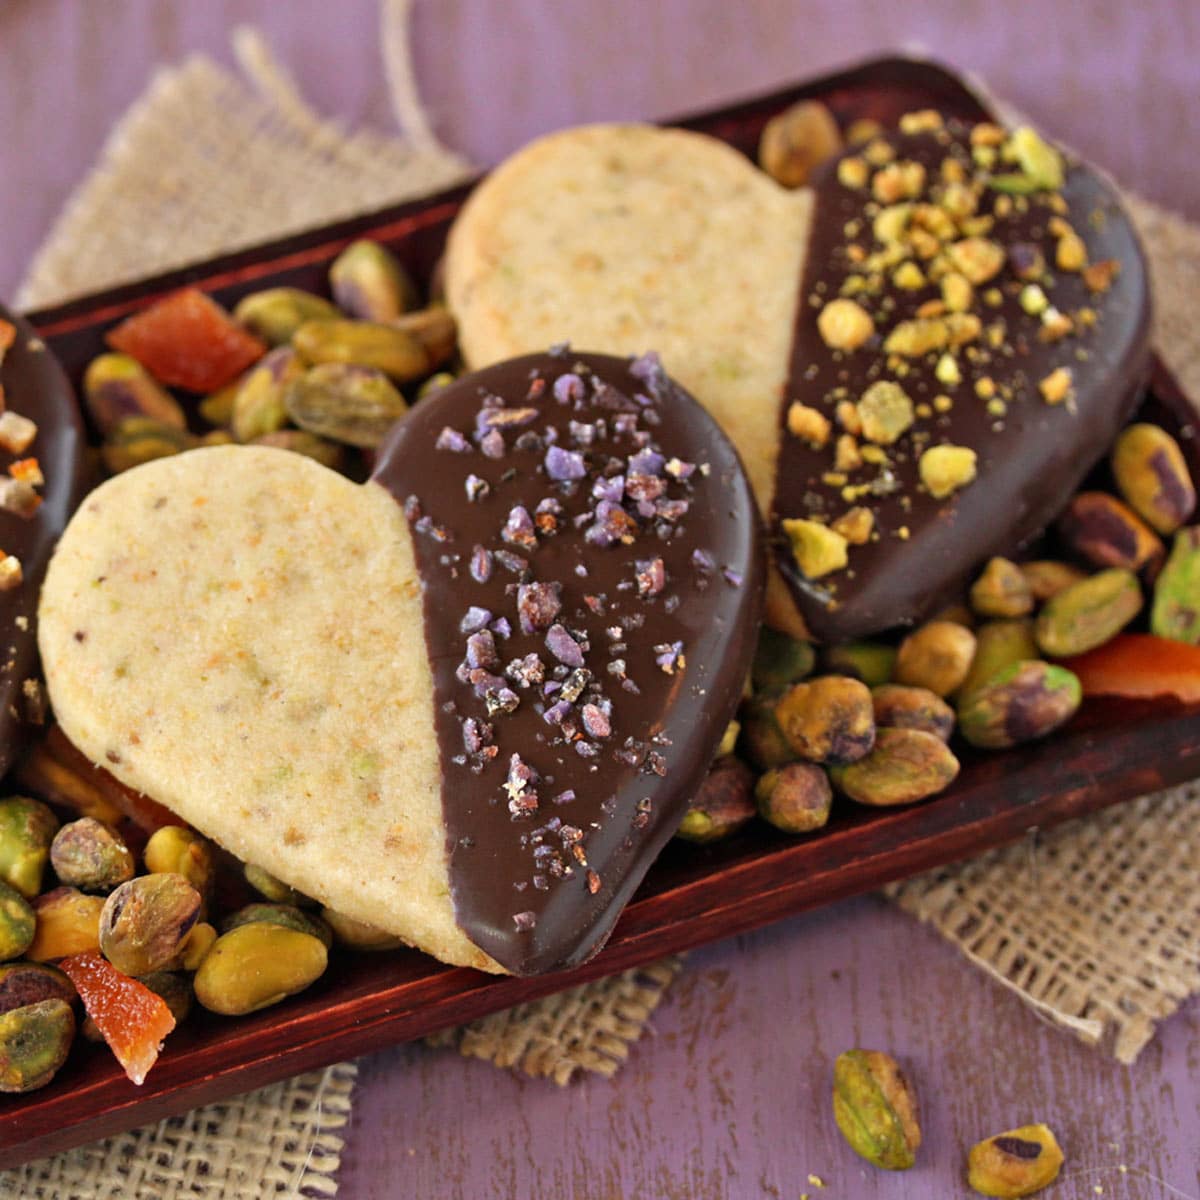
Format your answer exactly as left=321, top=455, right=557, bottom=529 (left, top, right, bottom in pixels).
left=5, top=51, right=1199, bottom=1168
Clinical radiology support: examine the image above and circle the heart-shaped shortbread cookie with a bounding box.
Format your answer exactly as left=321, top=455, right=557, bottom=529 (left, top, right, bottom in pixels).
left=445, top=119, right=1150, bottom=640
left=39, top=351, right=762, bottom=975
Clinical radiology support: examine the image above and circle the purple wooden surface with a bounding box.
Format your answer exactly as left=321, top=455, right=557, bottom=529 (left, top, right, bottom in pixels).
left=0, top=2, right=1198, bottom=1196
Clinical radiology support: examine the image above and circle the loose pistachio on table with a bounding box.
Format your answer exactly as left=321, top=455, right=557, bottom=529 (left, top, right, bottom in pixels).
left=0, top=962, right=75, bottom=1015
left=222, top=902, right=335, bottom=950
left=751, top=627, right=815, bottom=691
left=50, top=818, right=135, bottom=893
left=1110, top=422, right=1196, bottom=534
left=194, top=923, right=328, bottom=1015
left=870, top=685, right=955, bottom=742
left=27, top=888, right=105, bottom=962
left=0, top=998, right=76, bottom=1093
left=243, top=862, right=311, bottom=907
left=957, top=661, right=1082, bottom=750
left=832, top=1048, right=921, bottom=1171
left=830, top=728, right=959, bottom=807
left=967, top=1123, right=1064, bottom=1198
left=83, top=352, right=187, bottom=436
left=233, top=287, right=340, bottom=346
left=1018, top=559, right=1086, bottom=603
left=99, top=873, right=201, bottom=977
left=969, top=557, right=1034, bottom=619
left=676, top=757, right=757, bottom=844
left=0, top=795, right=59, bottom=898
left=231, top=345, right=303, bottom=442
left=179, top=922, right=218, bottom=972
left=755, top=762, right=832, bottom=833
left=0, top=880, right=36, bottom=962
left=775, top=675, right=875, bottom=765
left=1056, top=491, right=1163, bottom=572
left=758, top=99, right=843, bottom=188
left=955, top=619, right=1039, bottom=708
left=284, top=362, right=409, bottom=448
left=1151, top=526, right=1200, bottom=644
left=329, top=239, right=420, bottom=322
left=292, top=318, right=430, bottom=384
left=894, top=620, right=977, bottom=697
left=820, top=641, right=897, bottom=688
left=143, top=825, right=215, bottom=901
left=738, top=691, right=796, bottom=772
left=1034, top=567, right=1142, bottom=657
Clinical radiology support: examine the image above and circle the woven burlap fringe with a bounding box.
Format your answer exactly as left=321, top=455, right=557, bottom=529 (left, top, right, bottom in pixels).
left=427, top=957, right=685, bottom=1084
left=0, top=1062, right=356, bottom=1198
left=887, top=194, right=1200, bottom=1065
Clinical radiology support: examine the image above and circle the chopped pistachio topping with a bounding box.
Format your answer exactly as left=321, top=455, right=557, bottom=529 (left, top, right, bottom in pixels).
left=1039, top=366, right=1074, bottom=405
left=857, top=382, right=915, bottom=445
left=787, top=402, right=832, bottom=447
left=782, top=518, right=849, bottom=579
left=817, top=298, right=874, bottom=351
left=831, top=506, right=875, bottom=544
left=919, top=444, right=978, bottom=499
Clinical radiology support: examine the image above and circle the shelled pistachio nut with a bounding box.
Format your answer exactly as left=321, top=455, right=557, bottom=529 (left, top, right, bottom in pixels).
left=321, top=908, right=405, bottom=951
left=1151, top=526, right=1200, bottom=644
left=0, top=998, right=75, bottom=1093
left=329, top=239, right=419, bottom=322
left=957, top=661, right=1081, bottom=749
left=1056, top=491, right=1163, bottom=571
left=0, top=962, right=75, bottom=1015
left=233, top=287, right=340, bottom=346
left=870, top=685, right=955, bottom=742
left=1018, top=559, right=1087, bottom=603
left=894, top=620, right=977, bottom=697
left=143, top=826, right=215, bottom=899
left=83, top=352, right=187, bottom=437
left=99, top=873, right=201, bottom=976
left=0, top=881, right=35, bottom=962
left=820, top=641, right=897, bottom=688
left=252, top=429, right=347, bottom=471
left=27, top=888, right=104, bottom=962
left=243, top=862, right=311, bottom=907
left=967, top=1124, right=1064, bottom=1198
left=222, top=902, right=335, bottom=950
left=751, top=627, right=816, bottom=690
left=676, top=757, right=757, bottom=844
left=755, top=762, right=832, bottom=833
left=775, top=675, right=875, bottom=764
left=1034, top=568, right=1142, bottom=657
left=292, top=318, right=429, bottom=383
left=137, top=970, right=193, bottom=1027
left=955, top=619, right=1039, bottom=708
left=198, top=379, right=241, bottom=428
left=101, top=416, right=197, bottom=474
left=391, top=307, right=457, bottom=369
left=0, top=796, right=59, bottom=898
left=832, top=1048, right=921, bottom=1170
left=758, top=100, right=843, bottom=188
left=50, top=818, right=135, bottom=893
left=830, top=728, right=959, bottom=806
left=284, top=362, right=409, bottom=447
left=231, top=345, right=303, bottom=442
left=1111, top=422, right=1196, bottom=534
left=969, top=557, right=1034, bottom=618
left=194, top=923, right=328, bottom=1014
left=738, top=692, right=796, bottom=771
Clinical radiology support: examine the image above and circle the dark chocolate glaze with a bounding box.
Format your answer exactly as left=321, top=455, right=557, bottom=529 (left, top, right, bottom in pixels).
left=775, top=123, right=1152, bottom=641
left=0, top=304, right=89, bottom=775
left=372, top=351, right=763, bottom=974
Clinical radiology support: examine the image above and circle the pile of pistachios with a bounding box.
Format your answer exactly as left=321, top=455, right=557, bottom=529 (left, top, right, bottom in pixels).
left=0, top=789, right=402, bottom=1094
left=84, top=238, right=457, bottom=477
left=681, top=417, right=1198, bottom=842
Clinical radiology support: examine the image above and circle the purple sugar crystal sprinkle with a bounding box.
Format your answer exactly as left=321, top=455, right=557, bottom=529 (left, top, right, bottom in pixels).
left=502, top=505, right=537, bottom=548
left=692, top=548, right=716, bottom=574
left=553, top=789, right=576, bottom=805
left=581, top=704, right=611, bottom=739
left=545, top=623, right=585, bottom=667
left=436, top=426, right=471, bottom=453
left=655, top=641, right=685, bottom=674
left=628, top=449, right=665, bottom=477
left=517, top=581, right=562, bottom=633
left=553, top=373, right=585, bottom=404
left=723, top=567, right=744, bottom=587
left=543, top=700, right=572, bottom=726
left=494, top=549, right=529, bottom=575
left=479, top=429, right=505, bottom=459
left=512, top=911, right=536, bottom=931
left=461, top=606, right=492, bottom=634
left=490, top=616, right=512, bottom=639
left=592, top=475, right=625, bottom=504
left=548, top=341, right=570, bottom=358
left=665, top=456, right=696, bottom=479
left=635, top=557, right=666, bottom=596
left=465, top=630, right=497, bottom=669
left=465, top=474, right=489, bottom=502
left=469, top=544, right=493, bottom=583
left=545, top=445, right=586, bottom=481
left=629, top=351, right=668, bottom=397
left=586, top=501, right=637, bottom=547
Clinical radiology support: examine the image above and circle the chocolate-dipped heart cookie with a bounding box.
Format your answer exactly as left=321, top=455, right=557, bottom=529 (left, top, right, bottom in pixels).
left=0, top=304, right=89, bottom=774
left=444, top=115, right=1150, bottom=640
left=39, top=351, right=763, bottom=975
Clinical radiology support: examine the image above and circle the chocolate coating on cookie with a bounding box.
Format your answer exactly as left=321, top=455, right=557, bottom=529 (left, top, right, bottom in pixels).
left=776, top=120, right=1151, bottom=640
left=373, top=351, right=763, bottom=974
left=0, top=305, right=88, bottom=773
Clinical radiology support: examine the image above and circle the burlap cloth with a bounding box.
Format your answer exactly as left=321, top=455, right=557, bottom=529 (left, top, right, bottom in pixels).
left=4, top=8, right=1198, bottom=1194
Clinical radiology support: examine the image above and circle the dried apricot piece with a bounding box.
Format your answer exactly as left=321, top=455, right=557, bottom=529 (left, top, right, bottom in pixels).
left=106, top=288, right=266, bottom=393
left=1059, top=633, right=1200, bottom=704
left=59, top=950, right=175, bottom=1085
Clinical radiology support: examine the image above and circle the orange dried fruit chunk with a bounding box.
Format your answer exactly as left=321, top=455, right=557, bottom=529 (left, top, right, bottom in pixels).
left=1060, top=633, right=1200, bottom=704
left=106, top=287, right=266, bottom=393
left=59, top=950, right=176, bottom=1085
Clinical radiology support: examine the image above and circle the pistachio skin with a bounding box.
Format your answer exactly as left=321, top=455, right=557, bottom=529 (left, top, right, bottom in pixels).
left=967, top=1124, right=1064, bottom=1197
left=50, top=818, right=135, bottom=893
left=1019, top=560, right=1087, bottom=603
left=99, top=873, right=201, bottom=977
left=292, top=319, right=429, bottom=384
left=1034, top=568, right=1143, bottom=657
left=830, top=728, right=959, bottom=806
left=1056, top=491, right=1163, bottom=572
left=0, top=881, right=36, bottom=962
left=1111, top=422, right=1196, bottom=534
left=775, top=676, right=875, bottom=765
left=252, top=429, right=347, bottom=471
left=0, top=962, right=74, bottom=1015
left=832, top=1048, right=921, bottom=1170
left=194, top=924, right=328, bottom=1015
left=143, top=826, right=215, bottom=901
left=738, top=692, right=796, bottom=772
left=1151, top=527, right=1200, bottom=644
left=0, top=796, right=59, bottom=899
left=958, top=661, right=1082, bottom=750
left=758, top=100, right=843, bottom=188
left=0, top=998, right=75, bottom=1093
left=755, top=762, right=832, bottom=833
left=243, top=863, right=310, bottom=907
left=871, top=685, right=955, bottom=742
left=676, top=758, right=757, bottom=844
left=231, top=345, right=303, bottom=442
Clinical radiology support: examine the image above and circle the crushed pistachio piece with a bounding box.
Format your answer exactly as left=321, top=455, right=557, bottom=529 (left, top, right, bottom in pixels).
left=817, top=298, right=874, bottom=351
left=837, top=156, right=869, bottom=189
left=857, top=381, right=915, bottom=445
left=1009, top=125, right=1065, bottom=189
left=885, top=316, right=949, bottom=357
left=787, top=402, right=832, bottom=447
left=893, top=261, right=926, bottom=290
left=872, top=160, right=926, bottom=204
left=835, top=399, right=862, bottom=435
left=920, top=444, right=978, bottom=499
left=899, top=109, right=943, bottom=135
left=0, top=554, right=22, bottom=591
left=834, top=434, right=863, bottom=472
left=947, top=237, right=1005, bottom=284
left=1040, top=307, right=1074, bottom=342
left=1039, top=366, right=1074, bottom=405
left=933, top=394, right=954, bottom=413
left=782, top=518, right=848, bottom=579
left=940, top=272, right=973, bottom=313
left=1083, top=259, right=1120, bottom=293
left=863, top=138, right=895, bottom=166
left=832, top=506, right=876, bottom=545
left=1056, top=230, right=1088, bottom=272
left=1019, top=283, right=1050, bottom=315
left=0, top=411, right=37, bottom=454
left=860, top=444, right=887, bottom=465
left=974, top=377, right=996, bottom=400
left=846, top=118, right=883, bottom=146
left=970, top=123, right=1006, bottom=148
left=934, top=353, right=961, bottom=387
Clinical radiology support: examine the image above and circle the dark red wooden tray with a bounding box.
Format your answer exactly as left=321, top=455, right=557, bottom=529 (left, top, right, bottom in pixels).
left=3, top=55, right=1198, bottom=1168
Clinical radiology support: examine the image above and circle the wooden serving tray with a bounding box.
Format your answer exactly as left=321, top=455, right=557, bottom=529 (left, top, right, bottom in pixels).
left=4, top=55, right=1198, bottom=1167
